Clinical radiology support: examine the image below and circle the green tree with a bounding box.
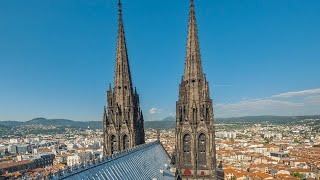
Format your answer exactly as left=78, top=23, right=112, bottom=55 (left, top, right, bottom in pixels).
left=291, top=172, right=306, bottom=180
left=263, top=137, right=273, bottom=145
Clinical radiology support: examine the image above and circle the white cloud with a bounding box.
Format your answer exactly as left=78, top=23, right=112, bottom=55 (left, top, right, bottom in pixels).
left=215, top=88, right=320, bottom=118
left=145, top=88, right=320, bottom=119
left=216, top=99, right=301, bottom=110
left=271, top=88, right=320, bottom=98
left=304, top=95, right=320, bottom=105
left=149, top=107, right=161, bottom=114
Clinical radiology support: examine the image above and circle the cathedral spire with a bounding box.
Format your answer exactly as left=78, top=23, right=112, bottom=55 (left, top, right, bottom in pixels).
left=184, top=0, right=203, bottom=81
left=114, top=0, right=133, bottom=106
left=175, top=0, right=217, bottom=178
left=104, top=0, right=145, bottom=156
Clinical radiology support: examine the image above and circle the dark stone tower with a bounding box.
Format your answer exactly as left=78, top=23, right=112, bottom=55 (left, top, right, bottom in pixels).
left=103, top=0, right=145, bottom=156
left=175, top=0, right=217, bottom=179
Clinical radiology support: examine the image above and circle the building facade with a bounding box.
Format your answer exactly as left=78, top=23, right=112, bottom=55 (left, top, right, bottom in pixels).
left=175, top=0, right=217, bottom=179
left=103, top=0, right=145, bottom=156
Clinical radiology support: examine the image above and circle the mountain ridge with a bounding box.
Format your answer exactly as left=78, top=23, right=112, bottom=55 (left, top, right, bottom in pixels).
left=0, top=115, right=319, bottom=130
left=162, top=116, right=175, bottom=121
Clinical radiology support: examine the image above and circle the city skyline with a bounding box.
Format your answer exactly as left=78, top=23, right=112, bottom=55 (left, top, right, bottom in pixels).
left=1, top=0, right=320, bottom=121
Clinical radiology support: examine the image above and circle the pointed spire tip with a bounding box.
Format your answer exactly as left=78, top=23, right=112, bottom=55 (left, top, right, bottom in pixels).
left=118, top=0, right=122, bottom=16
left=190, top=0, right=194, bottom=6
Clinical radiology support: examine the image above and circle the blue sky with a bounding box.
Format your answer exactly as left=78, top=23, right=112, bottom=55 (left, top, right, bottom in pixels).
left=0, top=0, right=320, bottom=121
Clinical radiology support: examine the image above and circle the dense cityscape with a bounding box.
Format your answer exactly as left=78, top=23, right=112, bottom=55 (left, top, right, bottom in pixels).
left=0, top=117, right=319, bottom=179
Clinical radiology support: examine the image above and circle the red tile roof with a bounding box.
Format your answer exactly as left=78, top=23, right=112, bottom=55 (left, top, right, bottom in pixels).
left=0, top=160, right=31, bottom=169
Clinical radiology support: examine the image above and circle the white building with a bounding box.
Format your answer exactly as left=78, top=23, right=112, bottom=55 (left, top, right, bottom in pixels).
left=67, top=152, right=92, bottom=167
left=9, top=138, right=19, bottom=144
left=67, top=155, right=80, bottom=166
left=216, top=131, right=237, bottom=139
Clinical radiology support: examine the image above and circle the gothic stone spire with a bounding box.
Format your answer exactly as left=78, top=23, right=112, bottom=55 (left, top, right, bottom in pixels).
left=184, top=0, right=203, bottom=82
left=103, top=0, right=145, bottom=156
left=175, top=0, right=217, bottom=179
left=114, top=0, right=133, bottom=108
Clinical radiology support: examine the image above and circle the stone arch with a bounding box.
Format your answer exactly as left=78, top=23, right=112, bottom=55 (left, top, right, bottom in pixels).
left=198, top=133, right=206, bottom=165
left=183, top=134, right=191, bottom=165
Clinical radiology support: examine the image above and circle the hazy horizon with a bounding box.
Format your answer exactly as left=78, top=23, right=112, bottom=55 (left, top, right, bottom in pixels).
left=2, top=114, right=320, bottom=122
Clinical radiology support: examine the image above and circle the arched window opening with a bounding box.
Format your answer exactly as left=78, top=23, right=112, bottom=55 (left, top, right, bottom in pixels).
left=193, top=108, right=197, bottom=122
left=110, top=135, right=117, bottom=154
left=205, top=108, right=209, bottom=122
left=127, top=110, right=130, bottom=124
left=109, top=110, right=113, bottom=122
left=198, top=134, right=206, bottom=165
left=201, top=106, right=204, bottom=121
left=183, top=134, right=191, bottom=165
left=122, top=135, right=129, bottom=150
left=183, top=107, right=186, bottom=122
left=179, top=107, right=183, bottom=123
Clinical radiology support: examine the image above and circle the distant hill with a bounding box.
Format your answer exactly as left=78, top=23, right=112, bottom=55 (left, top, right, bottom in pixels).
left=26, top=118, right=75, bottom=126
left=0, top=118, right=103, bottom=129
left=144, top=121, right=175, bottom=129
left=162, top=116, right=175, bottom=121
left=145, top=115, right=320, bottom=129
left=215, top=115, right=320, bottom=124
left=0, top=115, right=319, bottom=130
left=0, top=120, right=24, bottom=127
left=26, top=118, right=103, bottom=129
left=0, top=124, right=8, bottom=130
left=159, top=115, right=320, bottom=124
left=0, top=117, right=177, bottom=130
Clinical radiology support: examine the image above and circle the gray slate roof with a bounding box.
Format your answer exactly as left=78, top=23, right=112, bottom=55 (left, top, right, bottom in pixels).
left=59, top=141, right=174, bottom=180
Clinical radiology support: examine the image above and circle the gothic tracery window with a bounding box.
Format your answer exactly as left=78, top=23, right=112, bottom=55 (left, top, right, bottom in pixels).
left=183, top=134, right=191, bottom=165
left=198, top=133, right=206, bottom=165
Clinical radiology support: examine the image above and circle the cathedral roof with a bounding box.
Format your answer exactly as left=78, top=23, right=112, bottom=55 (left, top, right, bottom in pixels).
left=56, top=141, right=174, bottom=180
